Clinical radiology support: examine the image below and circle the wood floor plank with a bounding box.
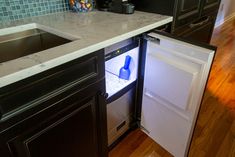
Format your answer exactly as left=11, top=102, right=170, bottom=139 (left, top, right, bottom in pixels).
left=215, top=121, right=235, bottom=157
left=129, top=137, right=159, bottom=157
left=109, top=129, right=148, bottom=157
left=109, top=129, right=173, bottom=157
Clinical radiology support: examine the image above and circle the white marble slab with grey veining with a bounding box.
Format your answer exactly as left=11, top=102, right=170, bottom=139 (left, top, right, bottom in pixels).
left=0, top=11, right=172, bottom=88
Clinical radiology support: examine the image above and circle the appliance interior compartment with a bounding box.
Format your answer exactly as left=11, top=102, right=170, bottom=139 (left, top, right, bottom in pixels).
left=105, top=38, right=139, bottom=146
left=105, top=38, right=139, bottom=98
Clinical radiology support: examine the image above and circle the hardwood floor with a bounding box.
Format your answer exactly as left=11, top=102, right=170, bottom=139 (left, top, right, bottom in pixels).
left=109, top=129, right=173, bottom=157
left=188, top=18, right=235, bottom=157
left=109, top=18, right=235, bottom=157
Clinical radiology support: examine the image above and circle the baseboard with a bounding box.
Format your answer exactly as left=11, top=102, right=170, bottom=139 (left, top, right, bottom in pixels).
left=215, top=12, right=235, bottom=28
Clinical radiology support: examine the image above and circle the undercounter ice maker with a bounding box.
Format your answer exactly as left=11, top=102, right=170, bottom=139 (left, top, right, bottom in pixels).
left=105, top=38, right=139, bottom=146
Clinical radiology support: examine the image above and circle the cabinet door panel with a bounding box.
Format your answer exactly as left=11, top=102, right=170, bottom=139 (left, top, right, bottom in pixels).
left=180, top=0, right=200, bottom=13
left=9, top=97, right=98, bottom=157
left=206, top=0, right=219, bottom=3
left=2, top=78, right=107, bottom=157
left=177, top=0, right=201, bottom=17
left=175, top=0, right=201, bottom=27
left=202, top=0, right=221, bottom=15
left=141, top=32, right=215, bottom=157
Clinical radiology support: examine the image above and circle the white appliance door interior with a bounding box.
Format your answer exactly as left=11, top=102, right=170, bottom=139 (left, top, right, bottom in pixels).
left=141, top=32, right=215, bottom=157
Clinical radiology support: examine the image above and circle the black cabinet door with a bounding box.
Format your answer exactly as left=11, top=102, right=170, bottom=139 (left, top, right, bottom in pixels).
left=0, top=80, right=107, bottom=157
left=201, top=0, right=221, bottom=15
left=130, top=0, right=175, bottom=16
left=174, top=0, right=202, bottom=27
left=178, top=0, right=201, bottom=15
left=12, top=99, right=98, bottom=157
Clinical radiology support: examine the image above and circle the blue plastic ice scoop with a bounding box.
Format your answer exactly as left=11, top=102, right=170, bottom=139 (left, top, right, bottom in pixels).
left=119, top=55, right=132, bottom=80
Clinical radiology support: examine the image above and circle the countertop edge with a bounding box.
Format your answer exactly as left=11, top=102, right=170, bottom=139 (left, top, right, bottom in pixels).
left=0, top=16, right=172, bottom=88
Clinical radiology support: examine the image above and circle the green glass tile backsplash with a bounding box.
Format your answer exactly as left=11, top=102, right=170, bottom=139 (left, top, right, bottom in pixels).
left=0, top=0, right=70, bottom=22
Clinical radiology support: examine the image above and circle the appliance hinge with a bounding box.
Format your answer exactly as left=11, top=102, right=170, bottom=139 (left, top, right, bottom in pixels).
left=143, top=35, right=160, bottom=45
left=133, top=35, right=141, bottom=44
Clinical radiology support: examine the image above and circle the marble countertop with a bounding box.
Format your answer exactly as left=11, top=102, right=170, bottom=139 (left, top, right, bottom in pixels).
left=0, top=11, right=172, bottom=88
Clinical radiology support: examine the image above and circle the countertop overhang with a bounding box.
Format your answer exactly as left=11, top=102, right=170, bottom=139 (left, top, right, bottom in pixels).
left=0, top=11, right=172, bottom=88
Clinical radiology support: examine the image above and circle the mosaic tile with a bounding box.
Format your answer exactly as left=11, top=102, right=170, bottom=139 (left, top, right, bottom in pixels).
left=0, top=0, right=70, bottom=22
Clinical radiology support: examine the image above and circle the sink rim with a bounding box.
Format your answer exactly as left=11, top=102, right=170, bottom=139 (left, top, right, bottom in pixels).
left=0, top=23, right=82, bottom=64
left=0, top=27, right=73, bottom=64
left=0, top=28, right=47, bottom=43
left=0, top=23, right=83, bottom=88
left=0, top=23, right=80, bottom=41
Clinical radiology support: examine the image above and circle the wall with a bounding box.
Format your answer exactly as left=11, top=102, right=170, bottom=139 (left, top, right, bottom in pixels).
left=0, top=0, right=69, bottom=23
left=215, top=0, right=235, bottom=27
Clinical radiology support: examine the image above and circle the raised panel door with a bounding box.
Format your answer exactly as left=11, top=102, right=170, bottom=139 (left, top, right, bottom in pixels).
left=9, top=96, right=99, bottom=157
left=202, top=0, right=221, bottom=15
left=175, top=0, right=202, bottom=27
left=0, top=79, right=107, bottom=157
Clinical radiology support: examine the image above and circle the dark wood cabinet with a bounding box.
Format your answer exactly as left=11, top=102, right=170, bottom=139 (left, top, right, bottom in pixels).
left=131, top=0, right=221, bottom=43
left=0, top=50, right=108, bottom=157
left=173, top=0, right=221, bottom=37
left=7, top=84, right=101, bottom=157
left=174, top=0, right=221, bottom=43
left=173, top=12, right=217, bottom=43
left=176, top=0, right=201, bottom=26
left=180, top=0, right=201, bottom=12
left=177, top=0, right=201, bottom=15
left=202, top=0, right=221, bottom=15
left=180, top=15, right=215, bottom=43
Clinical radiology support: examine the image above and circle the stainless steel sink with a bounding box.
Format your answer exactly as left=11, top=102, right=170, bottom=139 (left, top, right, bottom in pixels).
left=0, top=28, right=72, bottom=63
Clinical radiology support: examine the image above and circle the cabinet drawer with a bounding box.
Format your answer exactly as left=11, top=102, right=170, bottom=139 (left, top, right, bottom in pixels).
left=174, top=12, right=201, bottom=29
left=0, top=50, right=104, bottom=121
left=173, top=15, right=216, bottom=43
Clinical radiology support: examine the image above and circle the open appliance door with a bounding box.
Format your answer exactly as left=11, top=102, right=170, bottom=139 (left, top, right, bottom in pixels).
left=141, top=32, right=216, bottom=157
